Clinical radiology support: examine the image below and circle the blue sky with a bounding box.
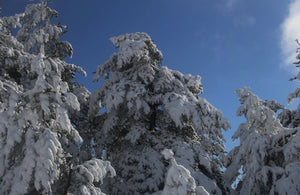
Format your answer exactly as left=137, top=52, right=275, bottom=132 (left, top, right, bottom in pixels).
left=2, top=0, right=300, bottom=152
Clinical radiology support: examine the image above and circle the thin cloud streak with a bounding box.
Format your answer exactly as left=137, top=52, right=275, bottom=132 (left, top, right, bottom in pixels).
left=225, top=0, right=238, bottom=9
left=280, top=0, right=300, bottom=73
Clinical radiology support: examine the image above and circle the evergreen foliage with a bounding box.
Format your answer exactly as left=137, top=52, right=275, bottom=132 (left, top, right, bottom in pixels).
left=161, top=149, right=209, bottom=195
left=2, top=1, right=300, bottom=195
left=89, top=32, right=230, bottom=194
left=225, top=88, right=300, bottom=194
left=0, top=2, right=114, bottom=194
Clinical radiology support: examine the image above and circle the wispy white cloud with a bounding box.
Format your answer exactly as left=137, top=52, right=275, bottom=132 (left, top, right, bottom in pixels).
left=225, top=0, right=239, bottom=9
left=280, top=0, right=300, bottom=73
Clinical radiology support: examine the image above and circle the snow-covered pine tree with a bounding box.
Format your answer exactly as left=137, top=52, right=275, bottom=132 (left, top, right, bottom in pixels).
left=89, top=32, right=230, bottom=194
left=0, top=2, right=114, bottom=194
left=224, top=88, right=282, bottom=194
left=225, top=88, right=300, bottom=194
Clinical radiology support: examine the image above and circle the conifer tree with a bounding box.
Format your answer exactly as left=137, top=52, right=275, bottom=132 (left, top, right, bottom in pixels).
left=0, top=2, right=114, bottom=194
left=225, top=88, right=300, bottom=194
left=90, top=32, right=230, bottom=194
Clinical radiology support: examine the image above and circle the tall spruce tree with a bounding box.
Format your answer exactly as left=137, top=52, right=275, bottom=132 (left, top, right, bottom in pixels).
left=225, top=88, right=300, bottom=194
left=0, top=2, right=114, bottom=194
left=89, top=32, right=230, bottom=194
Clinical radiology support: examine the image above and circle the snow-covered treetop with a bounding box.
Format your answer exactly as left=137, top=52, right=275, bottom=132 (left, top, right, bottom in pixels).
left=0, top=1, right=76, bottom=61
left=1, top=2, right=85, bottom=83
left=225, top=89, right=277, bottom=188
left=234, top=88, right=282, bottom=139
left=90, top=32, right=229, bottom=166
left=16, top=3, right=74, bottom=59
left=93, top=32, right=162, bottom=81
left=225, top=88, right=300, bottom=194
